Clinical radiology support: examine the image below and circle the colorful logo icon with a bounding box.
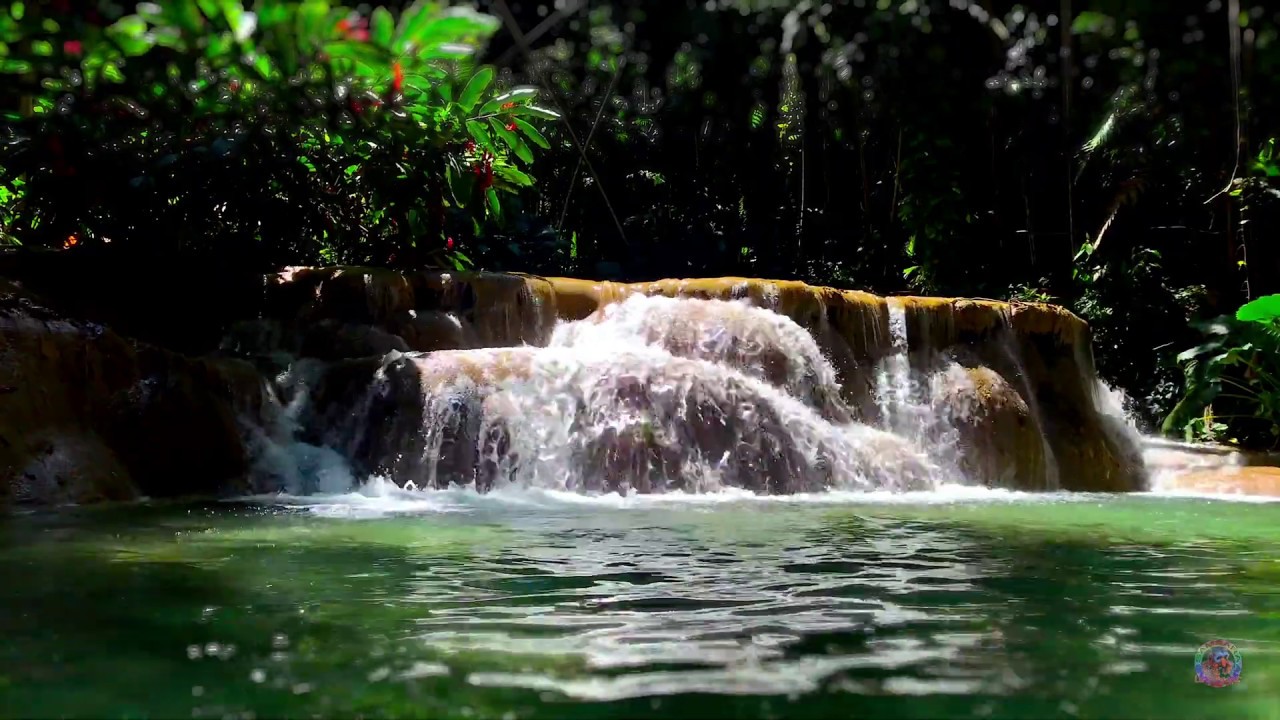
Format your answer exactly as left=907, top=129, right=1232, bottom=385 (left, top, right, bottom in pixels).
left=1195, top=639, right=1242, bottom=687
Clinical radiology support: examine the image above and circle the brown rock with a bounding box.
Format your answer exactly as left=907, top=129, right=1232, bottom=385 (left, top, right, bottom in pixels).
left=0, top=278, right=259, bottom=505
left=1165, top=466, right=1280, bottom=497
left=266, top=267, right=1146, bottom=493
left=299, top=320, right=409, bottom=361
left=933, top=365, right=1050, bottom=489
left=391, top=311, right=478, bottom=352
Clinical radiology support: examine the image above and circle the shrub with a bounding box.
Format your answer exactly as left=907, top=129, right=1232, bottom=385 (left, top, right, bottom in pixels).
left=0, top=0, right=557, bottom=271
left=1165, top=294, right=1280, bottom=447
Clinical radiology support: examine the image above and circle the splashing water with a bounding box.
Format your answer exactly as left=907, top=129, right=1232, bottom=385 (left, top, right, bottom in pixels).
left=249, top=294, right=1106, bottom=497
left=872, top=300, right=966, bottom=477
left=551, top=294, right=852, bottom=422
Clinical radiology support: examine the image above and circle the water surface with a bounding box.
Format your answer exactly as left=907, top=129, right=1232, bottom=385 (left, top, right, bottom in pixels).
left=1, top=487, right=1277, bottom=719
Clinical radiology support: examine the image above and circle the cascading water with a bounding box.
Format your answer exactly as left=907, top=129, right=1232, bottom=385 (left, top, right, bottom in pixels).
left=872, top=299, right=967, bottom=477
left=256, top=295, right=970, bottom=495
left=250, top=291, right=1128, bottom=496
left=246, top=359, right=356, bottom=495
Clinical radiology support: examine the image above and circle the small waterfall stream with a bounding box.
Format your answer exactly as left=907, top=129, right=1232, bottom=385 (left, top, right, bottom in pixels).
left=246, top=291, right=1141, bottom=496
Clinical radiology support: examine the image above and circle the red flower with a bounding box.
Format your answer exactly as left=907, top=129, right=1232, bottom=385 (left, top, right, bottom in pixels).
left=473, top=153, right=495, bottom=191
left=336, top=17, right=369, bottom=41
left=501, top=102, right=517, bottom=110
left=63, top=40, right=83, bottom=57
left=392, top=62, right=404, bottom=93
left=506, top=122, right=517, bottom=131
left=464, top=140, right=476, bottom=153
left=446, top=237, right=455, bottom=250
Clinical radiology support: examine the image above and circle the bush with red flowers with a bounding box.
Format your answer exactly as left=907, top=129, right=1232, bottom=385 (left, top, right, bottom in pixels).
left=0, top=0, right=559, bottom=272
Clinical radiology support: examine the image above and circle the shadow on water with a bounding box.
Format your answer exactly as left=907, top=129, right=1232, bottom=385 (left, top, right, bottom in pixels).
left=0, top=503, right=558, bottom=719
left=0, top=498, right=1278, bottom=720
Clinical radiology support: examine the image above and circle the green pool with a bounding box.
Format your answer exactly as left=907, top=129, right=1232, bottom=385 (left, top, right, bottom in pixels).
left=1, top=487, right=1277, bottom=719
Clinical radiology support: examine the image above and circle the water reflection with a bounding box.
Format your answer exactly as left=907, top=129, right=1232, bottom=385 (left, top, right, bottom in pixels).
left=369, top=504, right=1277, bottom=707
left=1, top=497, right=1278, bottom=719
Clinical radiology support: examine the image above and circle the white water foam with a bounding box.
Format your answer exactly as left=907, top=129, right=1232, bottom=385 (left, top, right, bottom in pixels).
left=238, top=481, right=1280, bottom=520
left=241, top=483, right=1057, bottom=518
left=237, top=293, right=1184, bottom=505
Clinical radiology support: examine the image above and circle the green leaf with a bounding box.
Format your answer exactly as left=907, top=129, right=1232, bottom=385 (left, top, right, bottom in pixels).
left=512, top=138, right=533, bottom=164
left=394, top=0, right=494, bottom=52
left=417, top=42, right=477, bottom=61
left=295, top=0, right=330, bottom=51
left=1237, top=295, right=1280, bottom=324
left=479, top=86, right=538, bottom=115
left=465, top=119, right=493, bottom=153
left=371, top=7, right=394, bottom=48
left=510, top=104, right=561, bottom=121
left=108, top=14, right=155, bottom=56
left=445, top=162, right=474, bottom=205
left=409, top=7, right=500, bottom=49
left=1072, top=11, right=1111, bottom=35
left=494, top=165, right=533, bottom=187
left=489, top=120, right=533, bottom=164
left=216, top=0, right=252, bottom=42
left=486, top=187, right=502, bottom=220
left=166, top=2, right=207, bottom=35
left=459, top=66, right=494, bottom=113
left=323, top=41, right=388, bottom=75
left=1082, top=114, right=1115, bottom=153
left=513, top=118, right=549, bottom=149
left=489, top=117, right=519, bottom=147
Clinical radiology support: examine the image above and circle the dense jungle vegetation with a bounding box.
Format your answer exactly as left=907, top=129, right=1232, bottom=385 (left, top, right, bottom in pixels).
left=1, top=0, right=1278, bottom=446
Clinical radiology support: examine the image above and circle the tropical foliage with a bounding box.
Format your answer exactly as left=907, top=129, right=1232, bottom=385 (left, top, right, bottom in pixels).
left=2, top=0, right=1280, bottom=445
left=490, top=0, right=1279, bottom=435
left=0, top=0, right=559, bottom=270
left=1165, top=294, right=1280, bottom=447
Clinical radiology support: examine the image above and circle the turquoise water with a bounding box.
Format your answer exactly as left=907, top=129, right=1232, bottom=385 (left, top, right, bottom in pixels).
left=1, top=487, right=1278, bottom=719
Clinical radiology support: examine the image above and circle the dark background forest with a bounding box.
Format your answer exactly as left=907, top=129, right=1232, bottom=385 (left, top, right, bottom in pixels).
left=2, top=0, right=1278, bottom=440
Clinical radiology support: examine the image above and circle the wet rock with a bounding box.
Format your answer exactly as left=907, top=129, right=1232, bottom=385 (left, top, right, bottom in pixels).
left=1162, top=466, right=1280, bottom=497
left=299, top=320, right=409, bottom=361
left=306, top=347, right=934, bottom=495
left=932, top=365, right=1049, bottom=490
left=0, top=279, right=259, bottom=505
left=391, top=310, right=478, bottom=352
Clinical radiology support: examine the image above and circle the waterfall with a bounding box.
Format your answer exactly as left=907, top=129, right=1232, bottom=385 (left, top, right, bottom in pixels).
left=873, top=299, right=966, bottom=476
left=239, top=278, right=1147, bottom=496
left=275, top=295, right=947, bottom=495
